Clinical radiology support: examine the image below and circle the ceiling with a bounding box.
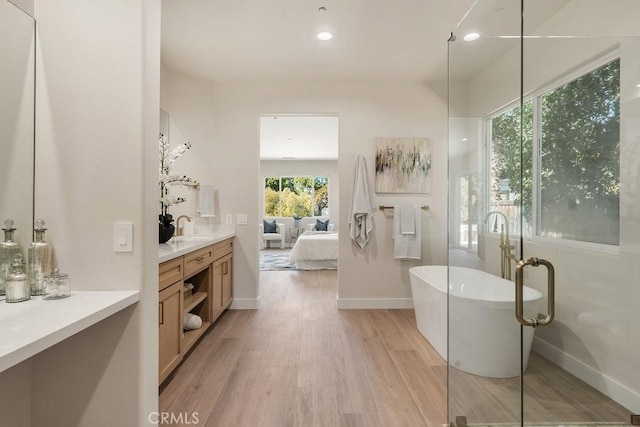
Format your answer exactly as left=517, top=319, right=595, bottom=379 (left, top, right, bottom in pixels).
left=160, top=0, right=570, bottom=159
left=161, top=0, right=476, bottom=83
left=161, top=0, right=474, bottom=160
left=449, top=0, right=572, bottom=82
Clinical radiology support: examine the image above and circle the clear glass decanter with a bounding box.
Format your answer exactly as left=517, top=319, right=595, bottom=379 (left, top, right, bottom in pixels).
left=0, top=219, right=22, bottom=296
left=28, top=219, right=52, bottom=296
left=5, top=254, right=29, bottom=303
left=43, top=268, right=71, bottom=300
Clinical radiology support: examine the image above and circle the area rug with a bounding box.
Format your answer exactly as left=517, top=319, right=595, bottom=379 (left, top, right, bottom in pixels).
left=260, top=251, right=297, bottom=271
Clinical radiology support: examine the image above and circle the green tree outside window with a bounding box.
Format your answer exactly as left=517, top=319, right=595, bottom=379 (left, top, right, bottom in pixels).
left=488, top=58, right=619, bottom=245
left=264, top=176, right=329, bottom=218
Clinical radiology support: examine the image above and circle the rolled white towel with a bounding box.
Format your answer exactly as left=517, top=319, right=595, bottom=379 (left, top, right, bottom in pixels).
left=183, top=313, right=202, bottom=330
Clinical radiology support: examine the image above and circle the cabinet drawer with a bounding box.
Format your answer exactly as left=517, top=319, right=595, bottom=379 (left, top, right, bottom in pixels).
left=159, top=257, right=184, bottom=291
left=184, top=245, right=214, bottom=276
left=213, top=238, right=233, bottom=260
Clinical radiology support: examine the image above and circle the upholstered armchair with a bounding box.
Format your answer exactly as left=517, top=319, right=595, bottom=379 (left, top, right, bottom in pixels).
left=260, top=221, right=285, bottom=249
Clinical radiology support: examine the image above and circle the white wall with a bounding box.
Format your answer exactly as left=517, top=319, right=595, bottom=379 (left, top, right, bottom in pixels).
left=161, top=80, right=449, bottom=308
left=0, top=0, right=159, bottom=425
left=160, top=65, right=218, bottom=227
left=457, top=0, right=640, bottom=412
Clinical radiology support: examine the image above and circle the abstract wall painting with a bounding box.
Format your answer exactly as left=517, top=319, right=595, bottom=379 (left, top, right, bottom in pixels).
left=375, top=137, right=431, bottom=193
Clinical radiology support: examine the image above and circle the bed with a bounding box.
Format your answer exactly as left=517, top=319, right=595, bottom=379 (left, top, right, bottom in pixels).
left=289, top=231, right=338, bottom=270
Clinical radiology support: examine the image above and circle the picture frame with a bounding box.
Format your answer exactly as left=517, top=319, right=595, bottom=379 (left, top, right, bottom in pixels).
left=375, top=137, right=431, bottom=193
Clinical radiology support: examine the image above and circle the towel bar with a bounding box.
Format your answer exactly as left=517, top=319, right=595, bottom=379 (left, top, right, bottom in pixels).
left=379, top=205, right=429, bottom=211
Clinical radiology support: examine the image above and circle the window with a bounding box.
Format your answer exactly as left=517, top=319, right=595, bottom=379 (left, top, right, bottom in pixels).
left=488, top=100, right=534, bottom=237
left=539, top=58, right=620, bottom=245
left=487, top=57, right=620, bottom=246
left=458, top=173, right=480, bottom=249
left=264, top=176, right=329, bottom=217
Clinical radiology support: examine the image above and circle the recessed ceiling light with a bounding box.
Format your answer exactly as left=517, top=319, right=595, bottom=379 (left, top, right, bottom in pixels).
left=461, top=138, right=468, bottom=142
left=287, top=138, right=294, bottom=142
left=463, top=32, right=480, bottom=42
left=636, top=83, right=640, bottom=88
left=317, top=32, right=333, bottom=41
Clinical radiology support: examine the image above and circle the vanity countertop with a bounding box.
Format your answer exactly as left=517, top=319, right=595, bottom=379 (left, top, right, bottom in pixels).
left=159, top=231, right=236, bottom=263
left=0, top=290, right=140, bottom=373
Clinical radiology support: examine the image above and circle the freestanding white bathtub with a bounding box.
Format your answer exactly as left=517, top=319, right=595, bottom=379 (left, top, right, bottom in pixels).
left=409, top=265, right=542, bottom=378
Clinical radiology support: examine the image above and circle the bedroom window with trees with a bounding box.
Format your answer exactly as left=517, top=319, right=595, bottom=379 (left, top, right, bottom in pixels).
left=264, top=176, right=329, bottom=218
left=487, top=56, right=620, bottom=246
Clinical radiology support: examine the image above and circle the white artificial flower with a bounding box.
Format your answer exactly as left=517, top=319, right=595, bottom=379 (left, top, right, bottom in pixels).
left=159, top=134, right=198, bottom=215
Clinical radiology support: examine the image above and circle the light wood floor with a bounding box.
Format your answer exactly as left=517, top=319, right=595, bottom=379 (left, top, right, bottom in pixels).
left=159, top=270, right=631, bottom=427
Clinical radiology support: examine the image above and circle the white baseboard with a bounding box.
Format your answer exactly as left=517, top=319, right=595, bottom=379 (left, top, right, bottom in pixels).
left=533, top=337, right=640, bottom=413
left=229, top=296, right=260, bottom=310
left=336, top=297, right=414, bottom=309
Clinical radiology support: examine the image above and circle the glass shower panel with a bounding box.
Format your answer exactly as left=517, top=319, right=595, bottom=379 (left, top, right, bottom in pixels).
left=520, top=1, right=639, bottom=425
left=448, top=1, right=524, bottom=425
left=449, top=1, right=639, bottom=426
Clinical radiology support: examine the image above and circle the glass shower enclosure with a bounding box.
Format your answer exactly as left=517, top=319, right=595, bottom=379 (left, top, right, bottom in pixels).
left=448, top=1, right=639, bottom=425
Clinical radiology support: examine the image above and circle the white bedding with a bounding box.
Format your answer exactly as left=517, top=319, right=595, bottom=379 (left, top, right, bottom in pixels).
left=289, top=231, right=338, bottom=269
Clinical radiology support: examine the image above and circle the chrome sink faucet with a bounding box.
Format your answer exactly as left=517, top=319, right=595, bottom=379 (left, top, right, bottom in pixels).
left=483, top=211, right=517, bottom=280
left=175, top=215, right=192, bottom=236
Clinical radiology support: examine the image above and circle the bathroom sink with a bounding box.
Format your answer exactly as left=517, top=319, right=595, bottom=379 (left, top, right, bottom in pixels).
left=159, top=227, right=234, bottom=263
left=169, top=235, right=217, bottom=244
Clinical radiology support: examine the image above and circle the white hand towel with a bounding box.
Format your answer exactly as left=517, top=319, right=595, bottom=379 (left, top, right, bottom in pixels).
left=198, top=185, right=215, bottom=217
left=393, top=205, right=421, bottom=259
left=349, top=155, right=376, bottom=250
left=183, top=313, right=202, bottom=330
left=399, top=205, right=415, bottom=235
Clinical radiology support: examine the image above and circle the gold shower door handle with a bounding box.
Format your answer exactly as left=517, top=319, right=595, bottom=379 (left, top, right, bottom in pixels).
left=515, top=257, right=555, bottom=328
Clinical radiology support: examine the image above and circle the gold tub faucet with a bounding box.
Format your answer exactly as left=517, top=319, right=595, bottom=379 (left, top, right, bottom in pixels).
left=483, top=211, right=517, bottom=280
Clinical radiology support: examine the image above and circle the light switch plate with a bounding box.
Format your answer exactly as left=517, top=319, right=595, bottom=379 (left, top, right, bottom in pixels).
left=237, top=214, right=247, bottom=225
left=113, top=222, right=133, bottom=252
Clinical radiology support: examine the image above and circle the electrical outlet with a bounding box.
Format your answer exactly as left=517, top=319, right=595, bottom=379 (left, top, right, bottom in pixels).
left=237, top=214, right=248, bottom=225
left=225, top=214, right=233, bottom=225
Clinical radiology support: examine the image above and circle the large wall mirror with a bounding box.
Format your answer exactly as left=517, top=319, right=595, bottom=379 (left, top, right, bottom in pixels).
left=0, top=0, right=35, bottom=249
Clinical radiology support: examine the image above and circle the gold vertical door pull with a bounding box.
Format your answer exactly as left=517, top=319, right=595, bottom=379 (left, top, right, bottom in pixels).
left=515, top=257, right=555, bottom=328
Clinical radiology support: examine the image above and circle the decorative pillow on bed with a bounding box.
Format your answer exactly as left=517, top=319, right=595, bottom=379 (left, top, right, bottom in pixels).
left=315, top=219, right=329, bottom=231
left=263, top=219, right=277, bottom=233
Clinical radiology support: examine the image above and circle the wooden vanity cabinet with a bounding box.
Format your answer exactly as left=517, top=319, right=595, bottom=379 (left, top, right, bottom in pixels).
left=212, top=239, right=233, bottom=319
left=222, top=253, right=233, bottom=307
left=159, top=280, right=183, bottom=383
left=183, top=245, right=214, bottom=277
left=181, top=265, right=212, bottom=355
left=158, top=238, right=233, bottom=384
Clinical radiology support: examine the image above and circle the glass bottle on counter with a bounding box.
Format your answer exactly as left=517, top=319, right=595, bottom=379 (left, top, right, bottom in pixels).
left=0, top=219, right=22, bottom=296
left=5, top=254, right=29, bottom=303
left=42, top=268, right=71, bottom=300
left=28, top=219, right=52, bottom=296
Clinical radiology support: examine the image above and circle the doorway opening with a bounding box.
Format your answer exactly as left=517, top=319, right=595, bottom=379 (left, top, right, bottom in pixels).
left=258, top=114, right=339, bottom=295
